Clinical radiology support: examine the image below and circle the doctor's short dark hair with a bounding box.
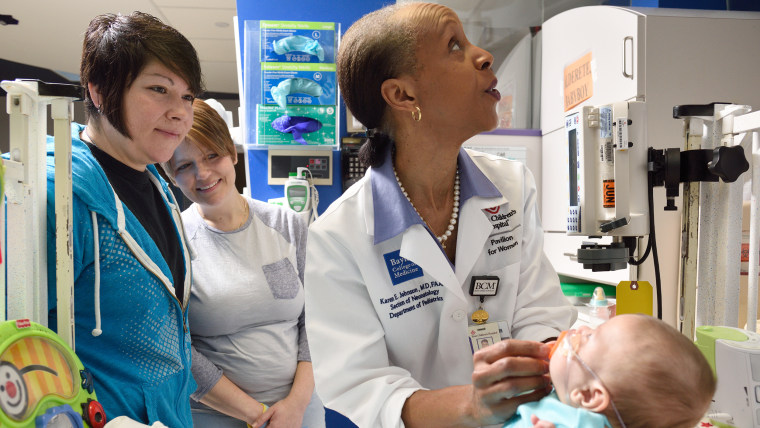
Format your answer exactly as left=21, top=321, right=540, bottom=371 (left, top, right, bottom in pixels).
left=80, top=11, right=204, bottom=138
left=337, top=2, right=451, bottom=167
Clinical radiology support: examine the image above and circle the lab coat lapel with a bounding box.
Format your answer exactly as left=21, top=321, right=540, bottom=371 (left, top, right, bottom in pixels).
left=455, top=196, right=507, bottom=284
left=399, top=225, right=465, bottom=302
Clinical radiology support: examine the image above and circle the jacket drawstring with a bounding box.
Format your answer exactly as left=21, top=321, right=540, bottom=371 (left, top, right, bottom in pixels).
left=89, top=173, right=192, bottom=336
left=91, top=210, right=103, bottom=336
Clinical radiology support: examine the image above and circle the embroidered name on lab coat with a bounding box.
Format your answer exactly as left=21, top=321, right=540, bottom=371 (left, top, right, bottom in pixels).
left=378, top=281, right=444, bottom=320
left=383, top=250, right=424, bottom=285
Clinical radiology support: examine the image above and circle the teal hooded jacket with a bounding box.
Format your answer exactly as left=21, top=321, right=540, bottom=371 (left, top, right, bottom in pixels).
left=46, top=123, right=195, bottom=426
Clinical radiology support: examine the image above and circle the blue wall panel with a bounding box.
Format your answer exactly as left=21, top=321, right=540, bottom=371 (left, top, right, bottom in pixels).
left=659, top=0, right=726, bottom=9
left=632, top=0, right=760, bottom=10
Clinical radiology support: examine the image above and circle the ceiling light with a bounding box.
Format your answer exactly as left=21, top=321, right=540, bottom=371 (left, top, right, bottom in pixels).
left=0, top=14, right=19, bottom=25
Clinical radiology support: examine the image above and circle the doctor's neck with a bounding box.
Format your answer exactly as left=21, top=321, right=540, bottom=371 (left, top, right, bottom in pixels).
left=393, top=142, right=458, bottom=193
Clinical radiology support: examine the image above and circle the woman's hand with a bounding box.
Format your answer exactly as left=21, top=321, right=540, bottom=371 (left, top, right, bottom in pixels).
left=250, top=396, right=307, bottom=428
left=530, top=414, right=556, bottom=428
left=470, top=339, right=552, bottom=425
left=247, top=402, right=268, bottom=428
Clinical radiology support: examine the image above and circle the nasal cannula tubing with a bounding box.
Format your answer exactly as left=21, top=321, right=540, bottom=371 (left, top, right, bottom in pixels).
left=551, top=331, right=628, bottom=428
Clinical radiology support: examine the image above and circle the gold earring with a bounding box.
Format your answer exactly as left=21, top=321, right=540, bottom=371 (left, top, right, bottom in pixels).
left=411, top=106, right=422, bottom=122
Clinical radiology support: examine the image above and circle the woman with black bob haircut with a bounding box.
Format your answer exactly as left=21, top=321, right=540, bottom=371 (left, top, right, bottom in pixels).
left=45, top=11, right=203, bottom=426
left=304, top=3, right=575, bottom=427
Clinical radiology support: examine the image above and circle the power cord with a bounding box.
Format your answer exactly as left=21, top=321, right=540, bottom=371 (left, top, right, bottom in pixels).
left=303, top=168, right=319, bottom=224
left=626, top=165, right=662, bottom=319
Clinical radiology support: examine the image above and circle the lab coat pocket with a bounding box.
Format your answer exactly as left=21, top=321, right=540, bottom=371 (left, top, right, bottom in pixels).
left=262, top=257, right=301, bottom=299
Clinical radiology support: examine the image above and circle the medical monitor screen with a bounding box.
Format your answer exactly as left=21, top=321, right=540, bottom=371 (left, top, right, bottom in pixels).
left=568, top=128, right=577, bottom=207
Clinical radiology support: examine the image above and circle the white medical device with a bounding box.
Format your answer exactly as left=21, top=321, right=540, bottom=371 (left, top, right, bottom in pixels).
left=566, top=101, right=649, bottom=271
left=567, top=101, right=649, bottom=238
left=565, top=101, right=750, bottom=323
left=566, top=99, right=749, bottom=268
left=542, top=6, right=760, bottom=325
left=284, top=167, right=311, bottom=213
left=697, top=326, right=760, bottom=428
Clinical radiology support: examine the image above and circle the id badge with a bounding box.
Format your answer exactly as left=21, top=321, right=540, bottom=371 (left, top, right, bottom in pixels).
left=469, top=275, right=500, bottom=325
left=468, top=322, right=501, bottom=353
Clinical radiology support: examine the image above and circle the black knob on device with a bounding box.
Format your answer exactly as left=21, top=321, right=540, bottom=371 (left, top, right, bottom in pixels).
left=708, top=145, right=749, bottom=183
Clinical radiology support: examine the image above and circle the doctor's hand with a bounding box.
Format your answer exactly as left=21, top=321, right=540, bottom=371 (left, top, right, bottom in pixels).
left=470, top=339, right=552, bottom=425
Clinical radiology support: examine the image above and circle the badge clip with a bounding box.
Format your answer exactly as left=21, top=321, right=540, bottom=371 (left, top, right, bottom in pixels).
left=469, top=276, right=499, bottom=325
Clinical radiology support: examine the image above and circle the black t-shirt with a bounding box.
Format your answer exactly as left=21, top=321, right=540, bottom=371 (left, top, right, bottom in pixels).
left=86, top=143, right=185, bottom=304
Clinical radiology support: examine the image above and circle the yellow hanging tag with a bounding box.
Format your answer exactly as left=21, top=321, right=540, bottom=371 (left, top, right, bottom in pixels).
left=616, top=281, right=653, bottom=316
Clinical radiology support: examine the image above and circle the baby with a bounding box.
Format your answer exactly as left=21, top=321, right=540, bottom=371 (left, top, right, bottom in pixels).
left=503, top=314, right=716, bottom=428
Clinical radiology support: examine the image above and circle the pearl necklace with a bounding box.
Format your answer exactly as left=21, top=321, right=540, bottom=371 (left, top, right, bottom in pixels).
left=394, top=166, right=460, bottom=248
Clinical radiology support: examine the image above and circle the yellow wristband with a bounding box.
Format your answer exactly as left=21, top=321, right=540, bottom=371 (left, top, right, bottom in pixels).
left=247, top=404, right=268, bottom=428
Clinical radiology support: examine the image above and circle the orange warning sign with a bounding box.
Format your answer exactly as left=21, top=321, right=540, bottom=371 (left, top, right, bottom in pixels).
left=603, top=180, right=615, bottom=208
left=564, top=52, right=594, bottom=112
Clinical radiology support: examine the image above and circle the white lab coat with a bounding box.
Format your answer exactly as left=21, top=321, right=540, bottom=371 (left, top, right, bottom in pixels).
left=304, top=148, right=576, bottom=428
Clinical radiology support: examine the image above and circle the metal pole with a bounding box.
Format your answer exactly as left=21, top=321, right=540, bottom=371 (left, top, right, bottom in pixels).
left=748, top=131, right=760, bottom=332
left=3, top=81, right=48, bottom=323
left=696, top=120, right=718, bottom=327
left=717, top=105, right=751, bottom=327
left=52, top=97, right=74, bottom=347
left=680, top=117, right=702, bottom=337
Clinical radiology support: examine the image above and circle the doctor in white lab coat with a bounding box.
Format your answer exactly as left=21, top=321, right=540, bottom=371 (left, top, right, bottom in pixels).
left=304, top=3, right=577, bottom=428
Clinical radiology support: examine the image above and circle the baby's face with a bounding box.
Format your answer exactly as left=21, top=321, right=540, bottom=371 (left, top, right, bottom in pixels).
left=549, top=315, right=639, bottom=405
left=549, top=326, right=594, bottom=403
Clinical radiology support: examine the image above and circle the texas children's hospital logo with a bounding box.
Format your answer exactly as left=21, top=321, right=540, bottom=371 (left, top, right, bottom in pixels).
left=484, top=205, right=519, bottom=256
left=485, top=205, right=517, bottom=231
